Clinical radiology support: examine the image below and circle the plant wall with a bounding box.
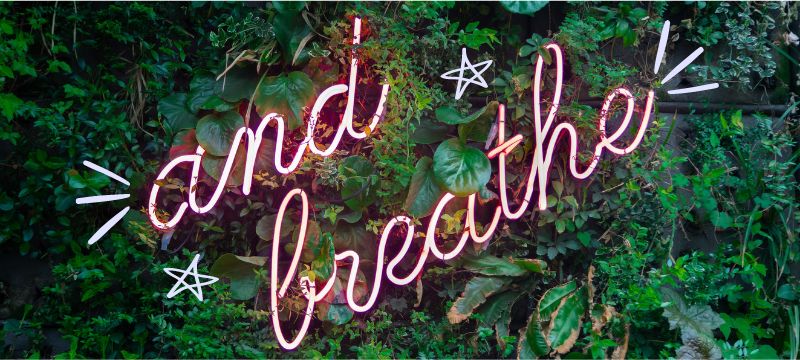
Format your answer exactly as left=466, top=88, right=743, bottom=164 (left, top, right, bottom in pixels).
left=1, top=1, right=799, bottom=359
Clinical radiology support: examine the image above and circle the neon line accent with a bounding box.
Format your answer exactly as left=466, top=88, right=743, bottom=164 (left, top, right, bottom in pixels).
left=87, top=206, right=130, bottom=245
left=654, top=20, right=670, bottom=74
left=76, top=193, right=130, bottom=205
left=82, top=160, right=130, bottom=186
left=661, top=47, right=704, bottom=85
left=667, top=83, right=719, bottom=95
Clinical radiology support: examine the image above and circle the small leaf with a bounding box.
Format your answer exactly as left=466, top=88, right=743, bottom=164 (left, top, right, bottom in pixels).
left=433, top=138, right=492, bottom=197
left=338, top=156, right=377, bottom=212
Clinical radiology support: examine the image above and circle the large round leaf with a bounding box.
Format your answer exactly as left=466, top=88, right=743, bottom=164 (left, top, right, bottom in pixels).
left=216, top=65, right=260, bottom=102
left=404, top=156, right=445, bottom=218
left=253, top=71, right=314, bottom=130
left=195, top=111, right=243, bottom=157
left=500, top=0, right=548, bottom=15
left=432, top=138, right=492, bottom=196
left=158, top=93, right=197, bottom=132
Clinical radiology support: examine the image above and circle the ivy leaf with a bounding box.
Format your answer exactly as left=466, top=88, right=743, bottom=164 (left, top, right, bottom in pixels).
left=433, top=138, right=492, bottom=197
left=447, top=276, right=511, bottom=324
left=159, top=93, right=198, bottom=132
left=436, top=105, right=487, bottom=125
left=254, top=72, right=314, bottom=130
left=195, top=111, right=243, bottom=157
left=500, top=0, right=548, bottom=15
left=404, top=156, right=445, bottom=218
left=210, top=254, right=266, bottom=300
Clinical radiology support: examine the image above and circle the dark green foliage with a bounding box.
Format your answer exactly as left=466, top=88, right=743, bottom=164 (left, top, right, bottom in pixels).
left=1, top=1, right=798, bottom=359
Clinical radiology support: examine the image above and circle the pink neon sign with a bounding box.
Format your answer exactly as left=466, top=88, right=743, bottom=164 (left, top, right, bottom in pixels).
left=147, top=18, right=654, bottom=349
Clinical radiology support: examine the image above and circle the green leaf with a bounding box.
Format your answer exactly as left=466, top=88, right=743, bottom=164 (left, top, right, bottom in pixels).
left=217, top=65, right=260, bottom=102
left=519, top=311, right=549, bottom=357
left=332, top=221, right=376, bottom=261
left=514, top=259, right=548, bottom=273
left=254, top=72, right=314, bottom=130
left=538, top=280, right=577, bottom=321
left=546, top=286, right=587, bottom=354
left=412, top=121, right=451, bottom=144
left=195, top=111, right=243, bottom=157
left=0, top=93, right=23, bottom=120
left=187, top=75, right=218, bottom=113
left=458, top=101, right=498, bottom=142
left=169, top=129, right=199, bottom=158
left=338, top=156, right=377, bottom=212
left=461, top=254, right=526, bottom=277
left=404, top=157, right=445, bottom=218
left=210, top=254, right=266, bottom=300
left=447, top=276, right=511, bottom=324
left=325, top=304, right=354, bottom=325
left=710, top=210, right=733, bottom=229
left=500, top=0, right=548, bottom=15
left=272, top=10, right=311, bottom=64
left=476, top=291, right=519, bottom=326
left=201, top=145, right=246, bottom=187
left=660, top=287, right=723, bottom=339
left=433, top=138, right=492, bottom=196
left=158, top=93, right=198, bottom=132
left=273, top=1, right=305, bottom=14
left=436, top=105, right=487, bottom=125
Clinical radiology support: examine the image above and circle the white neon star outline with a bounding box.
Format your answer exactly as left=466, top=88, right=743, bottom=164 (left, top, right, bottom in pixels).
left=440, top=48, right=493, bottom=100
left=163, top=254, right=219, bottom=301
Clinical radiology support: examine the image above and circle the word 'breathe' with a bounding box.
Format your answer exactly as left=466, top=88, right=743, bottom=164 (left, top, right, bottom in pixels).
left=147, top=17, right=654, bottom=350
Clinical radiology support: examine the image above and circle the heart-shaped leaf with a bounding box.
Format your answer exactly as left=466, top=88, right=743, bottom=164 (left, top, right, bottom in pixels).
left=187, top=75, right=218, bottom=113
left=436, top=105, right=488, bottom=125
left=404, top=156, right=445, bottom=218
left=433, top=138, right=492, bottom=196
left=195, top=111, right=243, bottom=157
left=254, top=72, right=314, bottom=130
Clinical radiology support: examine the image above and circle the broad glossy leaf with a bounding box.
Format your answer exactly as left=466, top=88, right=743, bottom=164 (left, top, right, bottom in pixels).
left=404, top=157, right=445, bottom=218
left=538, top=280, right=577, bottom=321
left=519, top=311, right=549, bottom=357
left=433, top=138, right=492, bottom=196
left=169, top=129, right=198, bottom=158
left=195, top=111, right=243, bottom=157
left=447, top=276, right=510, bottom=324
left=547, top=286, right=587, bottom=354
left=436, top=105, right=487, bottom=125
left=333, top=221, right=376, bottom=261
left=187, top=75, right=218, bottom=113
left=458, top=101, right=498, bottom=142
left=210, top=253, right=267, bottom=300
left=217, top=65, right=260, bottom=102
left=412, top=121, right=451, bottom=144
left=158, top=93, right=197, bottom=132
left=272, top=11, right=311, bottom=65
left=254, top=72, right=314, bottom=130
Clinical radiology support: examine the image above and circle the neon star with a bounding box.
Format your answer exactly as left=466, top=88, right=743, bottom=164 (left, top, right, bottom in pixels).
left=163, top=254, right=219, bottom=301
left=440, top=47, right=493, bottom=100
